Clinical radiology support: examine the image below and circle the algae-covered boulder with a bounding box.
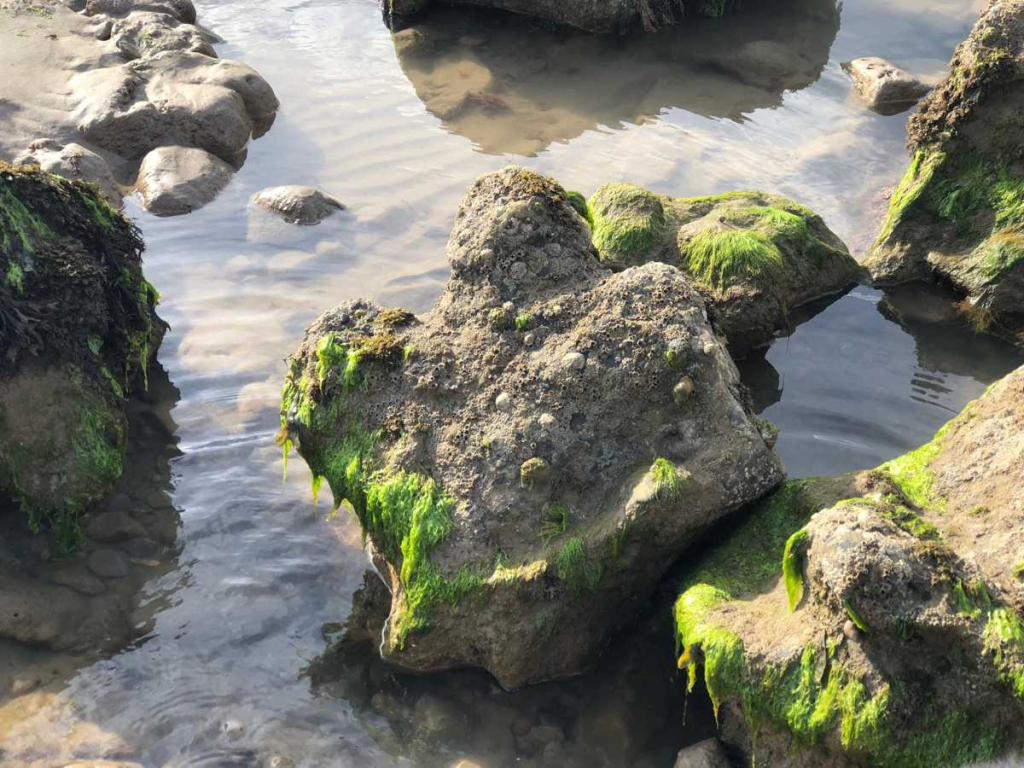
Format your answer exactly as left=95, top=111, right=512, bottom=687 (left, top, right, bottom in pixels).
left=867, top=0, right=1024, bottom=340
left=281, top=166, right=784, bottom=688
left=0, top=163, right=163, bottom=550
left=586, top=185, right=861, bottom=356
left=382, top=0, right=733, bottom=33
left=673, top=365, right=1024, bottom=767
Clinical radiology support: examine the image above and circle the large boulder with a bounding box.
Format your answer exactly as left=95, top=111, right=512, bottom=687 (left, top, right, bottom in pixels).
left=673, top=365, right=1024, bottom=767
left=0, top=163, right=163, bottom=550
left=585, top=185, right=862, bottom=356
left=866, top=0, right=1024, bottom=340
left=280, top=167, right=784, bottom=688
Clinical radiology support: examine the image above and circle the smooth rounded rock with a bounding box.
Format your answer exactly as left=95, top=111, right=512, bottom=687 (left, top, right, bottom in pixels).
left=842, top=57, right=930, bottom=115
left=136, top=146, right=235, bottom=216
left=673, top=377, right=694, bottom=407
left=86, top=511, right=147, bottom=542
left=251, top=185, right=345, bottom=225
left=87, top=549, right=129, bottom=579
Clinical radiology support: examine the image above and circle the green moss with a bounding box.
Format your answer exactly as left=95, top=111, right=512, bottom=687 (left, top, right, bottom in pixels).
left=540, top=504, right=570, bottom=543
left=877, top=424, right=947, bottom=509
left=876, top=150, right=944, bottom=245
left=374, top=308, right=416, bottom=331
left=315, top=331, right=403, bottom=391
left=5, top=262, right=24, bottom=294
left=650, top=457, right=683, bottom=500
left=680, top=228, right=784, bottom=293
left=1014, top=562, right=1024, bottom=580
left=514, top=313, right=533, bottom=332
left=565, top=190, right=591, bottom=223
left=555, top=536, right=600, bottom=598
left=984, top=608, right=1024, bottom=698
left=0, top=184, right=56, bottom=255
left=782, top=528, right=808, bottom=613
left=587, top=183, right=667, bottom=265
left=979, top=230, right=1024, bottom=279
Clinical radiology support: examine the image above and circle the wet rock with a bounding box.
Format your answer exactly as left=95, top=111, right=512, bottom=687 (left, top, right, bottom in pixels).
left=0, top=164, right=163, bottom=535
left=111, top=10, right=218, bottom=60
left=63, top=762, right=145, bottom=768
left=674, top=366, right=1024, bottom=767
left=587, top=184, right=862, bottom=357
left=85, top=0, right=198, bottom=24
left=86, top=511, right=148, bottom=542
left=13, top=140, right=122, bottom=207
left=842, top=57, right=930, bottom=114
left=136, top=145, right=235, bottom=215
left=674, top=739, right=731, bottom=768
left=867, top=0, right=1024, bottom=338
left=382, top=0, right=733, bottom=33
left=673, top=377, right=694, bottom=407
left=281, top=167, right=784, bottom=688
left=412, top=694, right=471, bottom=749
left=87, top=549, right=130, bottom=579
left=50, top=561, right=108, bottom=596
left=251, top=185, right=345, bottom=225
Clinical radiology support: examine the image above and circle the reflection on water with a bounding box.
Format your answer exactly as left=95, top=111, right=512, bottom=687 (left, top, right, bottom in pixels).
left=393, top=0, right=840, bottom=156
left=1, top=0, right=1016, bottom=765
left=739, top=285, right=1024, bottom=479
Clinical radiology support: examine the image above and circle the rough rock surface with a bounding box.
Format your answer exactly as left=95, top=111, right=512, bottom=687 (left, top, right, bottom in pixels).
left=281, top=167, right=784, bottom=688
left=251, top=186, right=346, bottom=225
left=674, top=739, right=732, bottom=768
left=866, top=0, right=1024, bottom=340
left=382, top=0, right=753, bottom=33
left=673, top=366, right=1024, bottom=767
left=585, top=184, right=861, bottom=356
left=0, top=0, right=278, bottom=215
left=842, top=57, right=930, bottom=114
left=0, top=163, right=163, bottom=548
left=136, top=145, right=235, bottom=216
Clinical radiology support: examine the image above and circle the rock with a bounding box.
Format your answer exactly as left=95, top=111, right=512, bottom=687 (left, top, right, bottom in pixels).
left=49, top=561, right=108, bottom=596
left=673, top=366, right=1024, bottom=768
left=85, top=0, right=198, bottom=24
left=251, top=186, right=345, bottom=225
left=110, top=10, right=218, bottom=60
left=63, top=762, right=145, bottom=768
left=85, top=511, right=147, bottom=542
left=0, top=573, right=131, bottom=652
left=674, top=739, right=731, bottom=768
left=280, top=167, right=784, bottom=688
left=842, top=57, right=930, bottom=114
left=13, top=140, right=122, bottom=207
left=866, top=0, right=1024, bottom=339
left=673, top=377, right=694, bottom=407
left=412, top=694, right=470, bottom=749
left=87, top=549, right=129, bottom=579
left=381, top=0, right=738, bottom=33
left=135, top=146, right=235, bottom=215
left=0, top=164, right=163, bottom=539
left=72, top=52, right=278, bottom=163
left=586, top=184, right=862, bottom=357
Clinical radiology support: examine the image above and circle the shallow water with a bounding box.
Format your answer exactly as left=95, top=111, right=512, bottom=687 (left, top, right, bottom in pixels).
left=3, top=0, right=1023, bottom=765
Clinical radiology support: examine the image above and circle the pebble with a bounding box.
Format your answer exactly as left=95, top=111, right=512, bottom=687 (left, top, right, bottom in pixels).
left=562, top=351, right=585, bottom=371
left=843, top=620, right=858, bottom=638
left=495, top=393, right=512, bottom=411
left=523, top=332, right=535, bottom=347
left=87, top=548, right=129, bottom=579
left=221, top=719, right=246, bottom=739
left=673, top=377, right=695, bottom=407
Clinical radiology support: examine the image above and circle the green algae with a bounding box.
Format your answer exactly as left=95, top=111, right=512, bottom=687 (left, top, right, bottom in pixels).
left=782, top=528, right=808, bottom=613
left=555, top=536, right=601, bottom=598
left=539, top=504, right=570, bottom=544
left=587, top=183, right=667, bottom=265
left=876, top=422, right=948, bottom=509
left=4, top=263, right=23, bottom=294
left=680, top=228, right=784, bottom=293
left=650, top=457, right=683, bottom=500
left=565, top=190, right=591, bottom=223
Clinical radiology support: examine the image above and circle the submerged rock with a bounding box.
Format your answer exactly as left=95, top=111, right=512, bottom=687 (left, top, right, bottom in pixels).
left=251, top=186, right=346, bottom=225
left=842, top=57, right=930, bottom=114
left=136, top=145, right=235, bottom=216
left=382, top=0, right=765, bottom=33
left=585, top=184, right=861, bottom=356
left=281, top=167, right=784, bottom=688
left=866, top=0, right=1024, bottom=340
left=0, top=163, right=163, bottom=549
left=673, top=365, right=1024, bottom=767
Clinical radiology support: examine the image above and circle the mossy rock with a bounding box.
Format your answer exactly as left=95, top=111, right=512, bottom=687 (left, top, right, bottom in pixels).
left=586, top=185, right=861, bottom=356
left=867, top=0, right=1024, bottom=340
left=673, top=366, right=1024, bottom=767
left=281, top=166, right=784, bottom=688
left=0, top=163, right=163, bottom=550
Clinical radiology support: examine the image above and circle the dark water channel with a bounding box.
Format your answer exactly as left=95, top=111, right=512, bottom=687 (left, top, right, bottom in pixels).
left=2, top=0, right=1022, bottom=766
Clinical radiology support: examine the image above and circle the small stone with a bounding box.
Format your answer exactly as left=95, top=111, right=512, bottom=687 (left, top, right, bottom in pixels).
left=267, top=758, right=297, bottom=768
left=9, top=676, right=40, bottom=696
left=121, top=537, right=160, bottom=559
left=107, top=493, right=133, bottom=514
left=520, top=458, right=553, bottom=489
left=562, top=351, right=586, bottom=371
left=495, top=393, right=512, bottom=411
left=673, top=738, right=731, bottom=768
left=510, top=261, right=528, bottom=279
left=86, top=511, right=146, bottom=542
left=221, top=719, right=245, bottom=739
left=665, top=338, right=688, bottom=369
left=252, top=185, right=345, bottom=225
left=538, top=413, right=556, bottom=428
left=702, top=342, right=716, bottom=356
left=673, top=377, right=695, bottom=407
left=843, top=620, right=857, bottom=638
left=488, top=307, right=512, bottom=331
left=842, top=57, right=930, bottom=115
left=523, top=332, right=535, bottom=347
left=86, top=549, right=129, bottom=579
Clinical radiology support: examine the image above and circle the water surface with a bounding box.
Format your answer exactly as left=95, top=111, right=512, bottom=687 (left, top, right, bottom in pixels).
left=3, top=0, right=1021, bottom=765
